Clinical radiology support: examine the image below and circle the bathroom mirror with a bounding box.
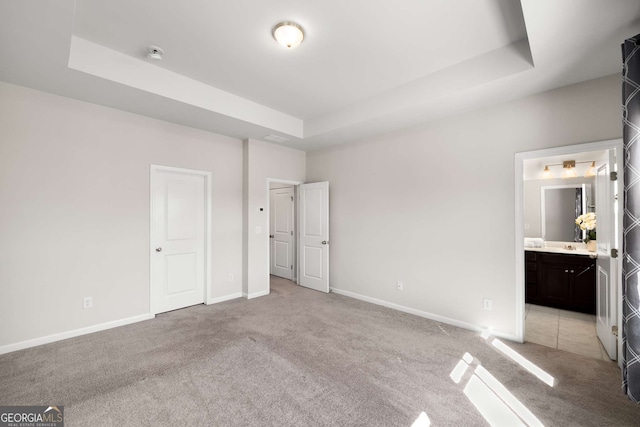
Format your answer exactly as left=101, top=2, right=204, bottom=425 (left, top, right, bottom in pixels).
left=541, top=184, right=591, bottom=242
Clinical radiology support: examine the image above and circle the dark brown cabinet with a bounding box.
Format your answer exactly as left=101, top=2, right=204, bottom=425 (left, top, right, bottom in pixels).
left=525, top=251, right=596, bottom=314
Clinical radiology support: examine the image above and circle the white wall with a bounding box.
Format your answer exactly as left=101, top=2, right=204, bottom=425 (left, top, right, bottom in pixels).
left=0, top=82, right=243, bottom=350
left=306, top=74, right=622, bottom=338
left=243, top=139, right=305, bottom=297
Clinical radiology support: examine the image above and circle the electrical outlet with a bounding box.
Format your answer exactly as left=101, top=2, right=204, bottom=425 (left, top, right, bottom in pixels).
left=396, top=281, right=403, bottom=291
left=483, top=299, right=492, bottom=311
left=228, top=273, right=234, bottom=282
left=83, top=297, right=93, bottom=309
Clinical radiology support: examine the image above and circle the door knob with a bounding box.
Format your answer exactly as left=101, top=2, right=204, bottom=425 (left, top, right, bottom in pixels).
left=322, top=241, right=328, bottom=245
left=270, top=235, right=274, bottom=238
left=156, top=247, right=162, bottom=252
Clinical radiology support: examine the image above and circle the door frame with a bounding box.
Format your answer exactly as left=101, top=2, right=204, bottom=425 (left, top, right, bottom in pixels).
left=514, top=139, right=623, bottom=351
left=266, top=178, right=303, bottom=291
left=149, top=164, right=212, bottom=315
left=269, top=185, right=295, bottom=280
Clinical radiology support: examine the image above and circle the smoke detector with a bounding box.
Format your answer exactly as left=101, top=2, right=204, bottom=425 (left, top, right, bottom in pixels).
left=146, top=45, right=164, bottom=60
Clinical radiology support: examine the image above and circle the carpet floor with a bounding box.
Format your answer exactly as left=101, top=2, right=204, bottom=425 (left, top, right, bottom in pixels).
left=0, top=276, right=637, bottom=426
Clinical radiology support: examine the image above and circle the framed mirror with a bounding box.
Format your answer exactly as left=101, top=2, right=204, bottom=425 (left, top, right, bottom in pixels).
left=541, top=184, right=591, bottom=242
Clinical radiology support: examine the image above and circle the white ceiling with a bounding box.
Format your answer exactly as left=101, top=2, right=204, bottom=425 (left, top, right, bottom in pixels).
left=1, top=0, right=639, bottom=151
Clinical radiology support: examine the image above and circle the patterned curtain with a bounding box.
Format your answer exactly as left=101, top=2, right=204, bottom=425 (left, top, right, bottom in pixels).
left=622, top=33, right=640, bottom=402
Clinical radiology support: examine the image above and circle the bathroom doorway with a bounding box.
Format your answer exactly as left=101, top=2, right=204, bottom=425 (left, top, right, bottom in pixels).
left=515, top=139, right=623, bottom=364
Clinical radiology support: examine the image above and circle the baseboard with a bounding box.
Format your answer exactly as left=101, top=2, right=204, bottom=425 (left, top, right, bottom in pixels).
left=207, top=293, right=243, bottom=304
left=246, top=290, right=270, bottom=300
left=329, top=287, right=516, bottom=342
left=0, top=313, right=155, bottom=356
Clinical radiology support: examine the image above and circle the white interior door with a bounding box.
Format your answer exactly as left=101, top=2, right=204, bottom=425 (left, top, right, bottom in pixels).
left=270, top=187, right=294, bottom=280
left=595, top=150, right=618, bottom=360
left=299, top=182, right=329, bottom=293
left=151, top=167, right=207, bottom=314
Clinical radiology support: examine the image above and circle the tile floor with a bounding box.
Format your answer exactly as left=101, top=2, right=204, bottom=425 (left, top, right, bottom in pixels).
left=525, top=304, right=613, bottom=361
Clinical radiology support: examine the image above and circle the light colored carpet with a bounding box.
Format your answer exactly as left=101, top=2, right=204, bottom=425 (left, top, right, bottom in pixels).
left=0, top=276, right=637, bottom=426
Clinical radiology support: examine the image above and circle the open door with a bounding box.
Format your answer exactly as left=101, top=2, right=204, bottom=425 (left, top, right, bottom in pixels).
left=595, top=149, right=618, bottom=360
left=270, top=187, right=294, bottom=280
left=298, top=182, right=329, bottom=293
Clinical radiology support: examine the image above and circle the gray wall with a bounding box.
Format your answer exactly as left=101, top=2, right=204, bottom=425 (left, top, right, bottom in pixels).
left=306, top=74, right=621, bottom=338
left=0, top=73, right=623, bottom=350
left=243, top=139, right=305, bottom=297
left=0, top=81, right=244, bottom=348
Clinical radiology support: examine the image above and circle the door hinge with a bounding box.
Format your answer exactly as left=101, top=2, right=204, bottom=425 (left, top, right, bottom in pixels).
left=611, top=248, right=619, bottom=258
left=291, top=196, right=294, bottom=201
left=291, top=230, right=293, bottom=236
left=611, top=171, right=618, bottom=181
left=612, top=325, right=619, bottom=337
left=291, top=265, right=293, bottom=270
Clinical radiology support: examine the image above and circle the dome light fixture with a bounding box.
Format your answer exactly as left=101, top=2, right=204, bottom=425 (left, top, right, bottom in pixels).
left=272, top=21, right=305, bottom=49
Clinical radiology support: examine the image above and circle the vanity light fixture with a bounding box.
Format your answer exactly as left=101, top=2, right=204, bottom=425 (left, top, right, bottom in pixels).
left=540, top=159, right=597, bottom=179
left=272, top=21, right=305, bottom=49
left=540, top=165, right=554, bottom=179
left=561, top=160, right=578, bottom=179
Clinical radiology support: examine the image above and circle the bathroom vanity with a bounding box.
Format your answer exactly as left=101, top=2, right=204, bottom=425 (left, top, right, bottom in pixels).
left=525, top=248, right=596, bottom=314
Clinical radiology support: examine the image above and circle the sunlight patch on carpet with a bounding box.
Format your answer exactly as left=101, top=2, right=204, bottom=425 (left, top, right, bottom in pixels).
left=450, top=352, right=545, bottom=427
left=464, top=375, right=527, bottom=427
left=449, top=352, right=473, bottom=384
left=411, top=411, right=431, bottom=427
left=491, top=339, right=555, bottom=387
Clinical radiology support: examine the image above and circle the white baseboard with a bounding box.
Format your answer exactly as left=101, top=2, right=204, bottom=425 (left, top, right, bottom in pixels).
left=329, top=287, right=516, bottom=342
left=207, top=293, right=243, bottom=305
left=0, top=313, right=155, bottom=356
left=245, top=290, right=270, bottom=300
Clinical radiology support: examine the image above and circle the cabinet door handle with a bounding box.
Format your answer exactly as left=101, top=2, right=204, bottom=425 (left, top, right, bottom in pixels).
left=570, top=270, right=574, bottom=273
left=565, top=270, right=569, bottom=273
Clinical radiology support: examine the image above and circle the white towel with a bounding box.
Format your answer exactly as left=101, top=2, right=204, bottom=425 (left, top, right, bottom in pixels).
left=524, top=238, right=543, bottom=248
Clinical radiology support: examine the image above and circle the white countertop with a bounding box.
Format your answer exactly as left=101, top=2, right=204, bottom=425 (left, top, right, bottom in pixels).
left=525, top=246, right=597, bottom=257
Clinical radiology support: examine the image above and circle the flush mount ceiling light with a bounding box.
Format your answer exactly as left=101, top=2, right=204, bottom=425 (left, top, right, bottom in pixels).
left=272, top=21, right=305, bottom=49
left=146, top=45, right=164, bottom=60
left=540, top=160, right=597, bottom=179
